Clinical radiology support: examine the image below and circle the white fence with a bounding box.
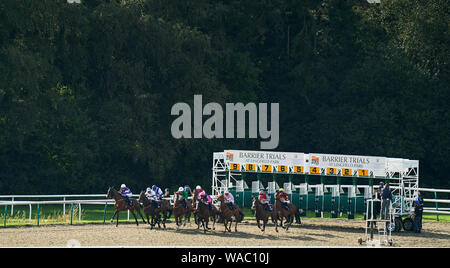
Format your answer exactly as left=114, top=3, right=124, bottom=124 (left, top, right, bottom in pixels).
left=0, top=194, right=180, bottom=226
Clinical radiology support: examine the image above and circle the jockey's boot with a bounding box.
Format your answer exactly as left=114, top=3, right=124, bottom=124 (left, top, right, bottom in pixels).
left=124, top=196, right=132, bottom=206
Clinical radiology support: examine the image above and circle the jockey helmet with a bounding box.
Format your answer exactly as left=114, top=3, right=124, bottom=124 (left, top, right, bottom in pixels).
left=196, top=185, right=202, bottom=190
left=152, top=185, right=157, bottom=190
left=279, top=188, right=284, bottom=192
left=146, top=187, right=151, bottom=192
left=224, top=191, right=229, bottom=195
left=178, top=187, right=184, bottom=192
left=121, top=184, right=126, bottom=189
left=259, top=190, right=265, bottom=195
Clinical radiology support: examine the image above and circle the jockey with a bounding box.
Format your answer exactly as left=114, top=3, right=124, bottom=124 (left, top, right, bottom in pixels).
left=176, top=186, right=189, bottom=209
left=258, top=190, right=273, bottom=211
left=145, top=187, right=160, bottom=208
left=278, top=188, right=290, bottom=211
left=120, top=184, right=133, bottom=206
left=195, top=185, right=204, bottom=198
left=199, top=191, right=213, bottom=210
left=152, top=185, right=163, bottom=200
left=224, top=191, right=235, bottom=210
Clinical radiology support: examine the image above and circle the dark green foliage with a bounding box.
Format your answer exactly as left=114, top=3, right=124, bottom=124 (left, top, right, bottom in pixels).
left=0, top=0, right=448, bottom=194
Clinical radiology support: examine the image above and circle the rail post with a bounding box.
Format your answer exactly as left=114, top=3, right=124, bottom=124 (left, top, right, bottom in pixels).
left=4, top=205, right=7, bottom=228
left=70, top=203, right=74, bottom=225
left=305, top=175, right=309, bottom=213
left=37, top=203, right=40, bottom=226
left=337, top=177, right=341, bottom=217
left=434, top=191, right=439, bottom=221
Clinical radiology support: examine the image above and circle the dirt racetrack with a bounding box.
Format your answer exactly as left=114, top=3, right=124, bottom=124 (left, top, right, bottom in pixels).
left=1, top=218, right=449, bottom=247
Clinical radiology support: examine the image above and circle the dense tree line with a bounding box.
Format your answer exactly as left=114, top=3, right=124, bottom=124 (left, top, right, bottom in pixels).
left=0, top=0, right=448, bottom=194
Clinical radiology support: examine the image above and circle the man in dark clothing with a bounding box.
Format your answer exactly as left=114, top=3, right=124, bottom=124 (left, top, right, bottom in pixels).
left=413, top=200, right=423, bottom=233
left=381, top=183, right=392, bottom=220
left=374, top=183, right=384, bottom=219
left=417, top=191, right=424, bottom=206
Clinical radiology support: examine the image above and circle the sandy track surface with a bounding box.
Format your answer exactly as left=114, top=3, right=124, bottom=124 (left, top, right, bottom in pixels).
left=1, top=218, right=449, bottom=247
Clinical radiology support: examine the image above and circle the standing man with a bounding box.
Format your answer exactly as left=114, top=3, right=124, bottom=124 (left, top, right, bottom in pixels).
left=381, top=183, right=392, bottom=220
left=413, top=200, right=423, bottom=233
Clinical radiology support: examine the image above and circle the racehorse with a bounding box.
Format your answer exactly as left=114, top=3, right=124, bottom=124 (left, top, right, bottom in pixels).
left=106, top=187, right=146, bottom=227
left=196, top=198, right=218, bottom=233
left=217, top=194, right=244, bottom=233
left=172, top=192, right=192, bottom=230
left=274, top=192, right=301, bottom=231
left=252, top=196, right=278, bottom=233
left=138, top=191, right=171, bottom=230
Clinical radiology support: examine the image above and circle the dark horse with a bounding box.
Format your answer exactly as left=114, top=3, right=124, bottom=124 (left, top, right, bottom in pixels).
left=274, top=192, right=301, bottom=231
left=252, top=196, right=278, bottom=233
left=106, top=187, right=146, bottom=227
left=196, top=198, right=218, bottom=233
left=138, top=191, right=171, bottom=230
left=172, top=193, right=192, bottom=231
left=217, top=194, right=244, bottom=233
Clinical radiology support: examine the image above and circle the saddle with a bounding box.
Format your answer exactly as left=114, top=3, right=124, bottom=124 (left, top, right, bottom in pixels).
left=263, top=203, right=273, bottom=211
left=123, top=196, right=133, bottom=206
left=152, top=200, right=161, bottom=208
left=227, top=202, right=235, bottom=210
left=281, top=202, right=290, bottom=211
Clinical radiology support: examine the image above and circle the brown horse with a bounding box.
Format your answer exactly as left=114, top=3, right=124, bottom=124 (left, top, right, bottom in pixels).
left=252, top=196, right=278, bottom=233
left=274, top=192, right=299, bottom=231
left=172, top=193, right=192, bottom=230
left=138, top=191, right=171, bottom=230
left=217, top=194, right=244, bottom=232
left=196, top=198, right=218, bottom=233
left=191, top=189, right=200, bottom=224
left=106, top=187, right=146, bottom=227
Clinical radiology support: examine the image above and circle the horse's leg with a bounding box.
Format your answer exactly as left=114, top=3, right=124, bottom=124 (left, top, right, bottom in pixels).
left=111, top=210, right=118, bottom=223
left=157, top=214, right=162, bottom=229
left=223, top=219, right=228, bottom=233
left=273, top=214, right=278, bottom=232
left=137, top=207, right=146, bottom=224
left=204, top=218, right=208, bottom=233
left=116, top=211, right=120, bottom=227
left=234, top=217, right=238, bottom=232
left=162, top=211, right=167, bottom=230
left=130, top=210, right=139, bottom=226
left=286, top=214, right=293, bottom=232
left=196, top=214, right=200, bottom=229
left=257, top=218, right=261, bottom=230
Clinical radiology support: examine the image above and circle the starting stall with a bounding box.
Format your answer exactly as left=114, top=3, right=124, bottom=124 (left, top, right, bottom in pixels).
left=211, top=150, right=419, bottom=232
